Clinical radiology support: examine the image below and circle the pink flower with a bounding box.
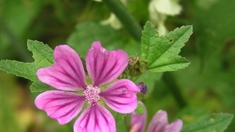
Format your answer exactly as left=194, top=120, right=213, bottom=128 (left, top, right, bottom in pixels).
left=130, top=102, right=147, bottom=132
left=131, top=102, right=183, bottom=132
left=35, top=41, right=140, bottom=132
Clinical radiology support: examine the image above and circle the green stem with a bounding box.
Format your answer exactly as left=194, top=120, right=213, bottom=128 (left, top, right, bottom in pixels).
left=102, top=0, right=142, bottom=41
left=162, top=72, right=187, bottom=108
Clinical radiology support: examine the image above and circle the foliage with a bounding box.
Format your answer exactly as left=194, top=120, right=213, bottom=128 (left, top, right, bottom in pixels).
left=141, top=22, right=192, bottom=72
left=182, top=113, right=233, bottom=132
left=0, top=0, right=235, bottom=132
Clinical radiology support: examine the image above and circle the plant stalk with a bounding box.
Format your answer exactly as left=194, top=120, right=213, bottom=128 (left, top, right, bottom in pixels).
left=162, top=72, right=187, bottom=108
left=102, top=0, right=142, bottom=41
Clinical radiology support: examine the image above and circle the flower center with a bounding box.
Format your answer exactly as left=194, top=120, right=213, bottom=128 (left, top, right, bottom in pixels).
left=84, top=85, right=101, bottom=104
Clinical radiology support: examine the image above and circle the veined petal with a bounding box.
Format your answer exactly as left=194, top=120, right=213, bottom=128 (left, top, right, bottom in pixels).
left=74, top=104, right=115, bottom=132
left=37, top=45, right=86, bottom=91
left=147, top=110, right=168, bottom=132
left=166, top=119, right=183, bottom=132
left=130, top=101, right=147, bottom=132
left=35, top=90, right=85, bottom=124
left=86, top=41, right=128, bottom=86
left=100, top=79, right=140, bottom=113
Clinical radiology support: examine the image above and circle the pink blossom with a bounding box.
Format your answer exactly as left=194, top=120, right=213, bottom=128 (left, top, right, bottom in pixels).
left=130, top=102, right=183, bottom=132
left=130, top=101, right=147, bottom=132
left=35, top=41, right=140, bottom=132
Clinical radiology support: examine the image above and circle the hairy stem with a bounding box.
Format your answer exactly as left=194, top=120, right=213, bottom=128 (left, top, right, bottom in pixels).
left=102, top=0, right=142, bottom=41
left=162, top=72, right=187, bottom=108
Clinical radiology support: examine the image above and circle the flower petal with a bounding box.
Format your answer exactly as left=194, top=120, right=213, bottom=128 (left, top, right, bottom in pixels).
left=86, top=41, right=128, bottom=86
left=37, top=45, right=86, bottom=91
left=147, top=110, right=168, bottom=132
left=35, top=90, right=85, bottom=124
left=130, top=101, right=147, bottom=132
left=100, top=79, right=140, bottom=113
left=74, top=104, right=115, bottom=132
left=152, top=0, right=182, bottom=16
left=166, top=119, right=183, bottom=132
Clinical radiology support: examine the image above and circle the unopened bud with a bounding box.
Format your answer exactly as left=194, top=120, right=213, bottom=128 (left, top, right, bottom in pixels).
left=136, top=82, right=147, bottom=94
left=123, top=56, right=147, bottom=77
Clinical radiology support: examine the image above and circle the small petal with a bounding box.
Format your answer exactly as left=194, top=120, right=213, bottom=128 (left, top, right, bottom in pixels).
left=152, top=0, right=182, bottom=16
left=166, top=119, right=183, bottom=132
left=101, top=13, right=122, bottom=30
left=148, top=0, right=168, bottom=23
left=100, top=79, right=140, bottom=113
left=147, top=110, right=168, bottom=132
left=86, top=41, right=128, bottom=86
left=74, top=104, right=115, bottom=132
left=130, top=101, right=147, bottom=132
left=37, top=45, right=86, bottom=91
left=157, top=21, right=168, bottom=35
left=35, top=90, right=85, bottom=124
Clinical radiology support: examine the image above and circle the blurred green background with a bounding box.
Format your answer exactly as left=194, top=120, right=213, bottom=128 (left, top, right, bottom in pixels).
left=0, top=0, right=235, bottom=132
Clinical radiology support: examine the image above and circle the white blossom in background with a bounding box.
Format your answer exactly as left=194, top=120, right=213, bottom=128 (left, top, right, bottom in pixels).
left=94, top=0, right=127, bottom=30
left=148, top=0, right=182, bottom=35
left=101, top=13, right=122, bottom=30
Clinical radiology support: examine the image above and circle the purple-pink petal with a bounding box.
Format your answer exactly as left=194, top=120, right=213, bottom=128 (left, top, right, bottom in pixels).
left=130, top=101, right=147, bottom=132
left=100, top=79, right=140, bottom=113
left=147, top=110, right=168, bottom=132
left=166, top=119, right=183, bottom=132
left=74, top=104, right=115, bottom=132
left=37, top=45, right=86, bottom=91
left=86, top=41, right=129, bottom=86
left=35, top=90, right=85, bottom=124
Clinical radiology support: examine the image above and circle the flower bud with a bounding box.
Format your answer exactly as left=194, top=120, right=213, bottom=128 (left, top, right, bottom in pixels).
left=136, top=82, right=147, bottom=94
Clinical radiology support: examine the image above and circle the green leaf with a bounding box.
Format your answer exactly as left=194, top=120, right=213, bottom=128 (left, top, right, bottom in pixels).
left=27, top=40, right=54, bottom=92
left=134, top=101, right=145, bottom=114
left=0, top=40, right=54, bottom=92
left=30, top=81, right=54, bottom=92
left=0, top=60, right=37, bottom=81
left=166, top=25, right=193, bottom=55
left=182, top=113, right=233, bottom=132
left=27, top=40, right=54, bottom=68
left=141, top=21, right=192, bottom=72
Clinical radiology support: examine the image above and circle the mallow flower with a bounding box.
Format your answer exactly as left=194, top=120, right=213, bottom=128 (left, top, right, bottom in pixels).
left=131, top=102, right=183, bottom=132
left=35, top=41, right=140, bottom=132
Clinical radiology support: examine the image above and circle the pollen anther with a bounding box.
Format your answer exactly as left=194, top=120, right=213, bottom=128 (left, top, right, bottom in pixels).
left=84, top=85, right=101, bottom=103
